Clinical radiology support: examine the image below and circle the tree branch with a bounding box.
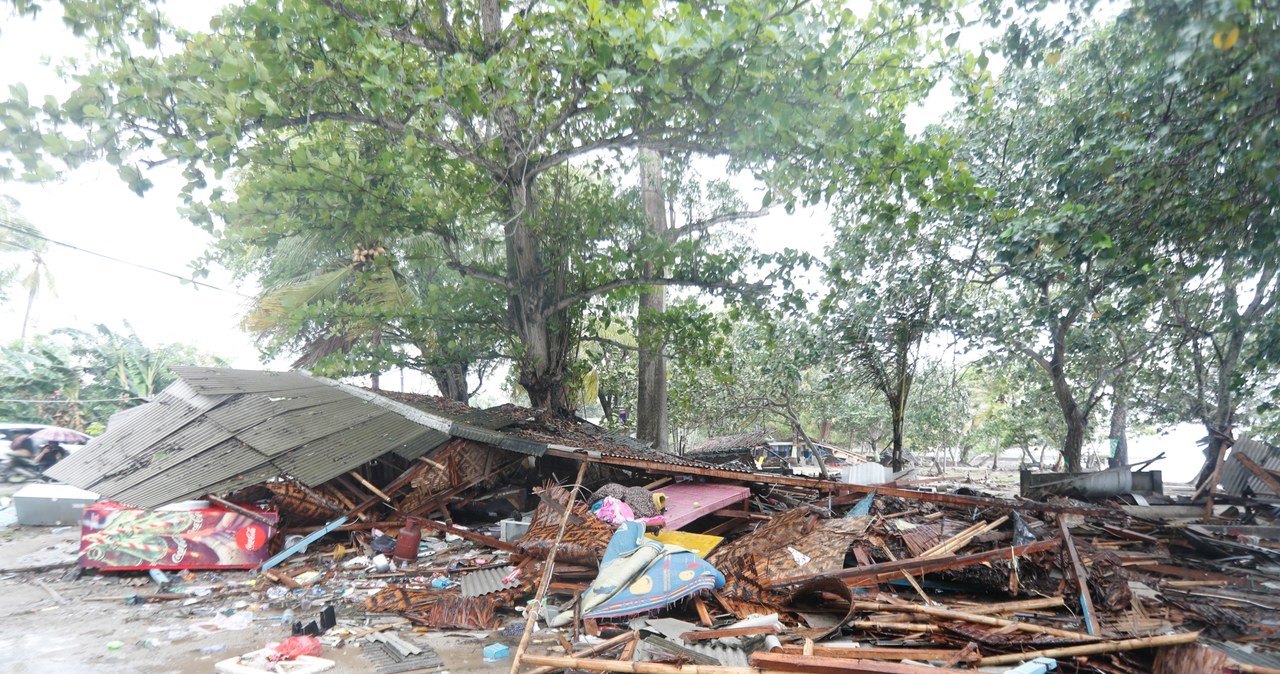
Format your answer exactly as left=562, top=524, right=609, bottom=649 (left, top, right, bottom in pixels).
left=317, top=0, right=456, bottom=52
left=665, top=208, right=769, bottom=242
left=542, top=277, right=765, bottom=318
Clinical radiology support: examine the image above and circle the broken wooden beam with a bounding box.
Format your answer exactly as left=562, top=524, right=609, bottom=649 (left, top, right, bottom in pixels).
left=1059, top=517, right=1100, bottom=636
left=681, top=626, right=779, bottom=641
left=1235, top=453, right=1280, bottom=496
left=205, top=495, right=278, bottom=528
left=770, top=539, right=1060, bottom=588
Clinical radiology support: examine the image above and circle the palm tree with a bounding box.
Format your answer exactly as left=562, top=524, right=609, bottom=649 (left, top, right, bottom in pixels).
left=0, top=198, right=54, bottom=342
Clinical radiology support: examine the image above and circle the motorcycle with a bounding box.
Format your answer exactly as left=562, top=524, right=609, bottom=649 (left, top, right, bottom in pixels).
left=0, top=451, right=52, bottom=483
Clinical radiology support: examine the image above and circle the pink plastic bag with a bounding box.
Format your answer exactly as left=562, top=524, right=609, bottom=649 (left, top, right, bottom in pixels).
left=273, top=635, right=323, bottom=660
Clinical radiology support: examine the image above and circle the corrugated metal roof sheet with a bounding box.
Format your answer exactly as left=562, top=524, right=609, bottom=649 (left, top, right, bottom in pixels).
left=461, top=566, right=520, bottom=597
left=50, top=366, right=762, bottom=509
left=1222, top=438, right=1280, bottom=496
left=687, top=430, right=771, bottom=455
left=168, top=366, right=319, bottom=394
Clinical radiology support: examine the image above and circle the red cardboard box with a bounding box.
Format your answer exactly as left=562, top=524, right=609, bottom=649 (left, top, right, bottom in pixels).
left=80, top=501, right=277, bottom=570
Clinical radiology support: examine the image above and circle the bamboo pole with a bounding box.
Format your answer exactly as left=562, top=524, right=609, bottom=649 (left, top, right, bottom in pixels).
left=954, top=596, right=1065, bottom=615
left=509, top=462, right=589, bottom=674
left=922, top=516, right=1009, bottom=558
left=526, top=631, right=638, bottom=674
left=849, top=620, right=938, bottom=633
left=851, top=601, right=1093, bottom=641
left=976, top=631, right=1200, bottom=666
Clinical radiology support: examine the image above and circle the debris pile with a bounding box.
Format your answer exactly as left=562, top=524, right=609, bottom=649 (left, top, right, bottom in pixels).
left=14, top=367, right=1280, bottom=672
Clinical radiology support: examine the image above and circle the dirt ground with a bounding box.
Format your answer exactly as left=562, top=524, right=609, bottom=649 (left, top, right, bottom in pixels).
left=0, top=484, right=503, bottom=674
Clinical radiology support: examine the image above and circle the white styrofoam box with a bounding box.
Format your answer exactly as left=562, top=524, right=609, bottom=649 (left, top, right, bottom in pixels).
left=499, top=518, right=531, bottom=542
left=12, top=483, right=100, bottom=526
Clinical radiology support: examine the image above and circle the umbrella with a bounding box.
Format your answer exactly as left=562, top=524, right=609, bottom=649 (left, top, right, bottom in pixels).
left=29, top=427, right=91, bottom=446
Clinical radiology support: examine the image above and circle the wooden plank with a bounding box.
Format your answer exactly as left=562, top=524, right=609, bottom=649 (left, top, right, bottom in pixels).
left=708, top=508, right=772, bottom=521
left=205, top=495, right=277, bottom=528
left=1099, top=524, right=1159, bottom=544
left=752, top=652, right=975, bottom=674
left=1235, top=453, right=1280, bottom=496
left=681, top=626, right=778, bottom=641
left=693, top=596, right=714, bottom=627
left=1060, top=518, right=1100, bottom=636
left=769, top=539, right=1060, bottom=589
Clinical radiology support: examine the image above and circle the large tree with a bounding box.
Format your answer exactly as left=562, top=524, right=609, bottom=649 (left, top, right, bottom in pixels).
left=1, top=0, right=955, bottom=418
left=963, top=1, right=1280, bottom=478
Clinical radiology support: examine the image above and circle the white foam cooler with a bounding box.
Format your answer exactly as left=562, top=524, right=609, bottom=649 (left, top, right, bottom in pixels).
left=13, top=483, right=100, bottom=526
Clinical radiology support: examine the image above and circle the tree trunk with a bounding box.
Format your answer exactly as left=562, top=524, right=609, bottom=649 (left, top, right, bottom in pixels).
left=1060, top=409, right=1086, bottom=472
left=1108, top=376, right=1128, bottom=468
left=636, top=149, right=669, bottom=452
left=889, top=394, right=906, bottom=472
left=819, top=418, right=832, bottom=443
left=430, top=363, right=470, bottom=403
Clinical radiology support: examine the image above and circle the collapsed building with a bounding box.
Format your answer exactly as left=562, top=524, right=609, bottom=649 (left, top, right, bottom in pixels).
left=34, top=367, right=1280, bottom=673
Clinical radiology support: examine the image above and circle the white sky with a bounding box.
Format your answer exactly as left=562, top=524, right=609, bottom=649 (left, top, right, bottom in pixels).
left=0, top=2, right=262, bottom=365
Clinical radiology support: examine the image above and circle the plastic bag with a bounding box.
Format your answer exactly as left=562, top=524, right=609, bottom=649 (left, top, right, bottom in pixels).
left=273, top=635, right=323, bottom=660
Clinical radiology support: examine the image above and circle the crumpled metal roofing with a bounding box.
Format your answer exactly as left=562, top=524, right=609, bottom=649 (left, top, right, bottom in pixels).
left=47, top=365, right=794, bottom=509
left=1221, top=437, right=1280, bottom=496
left=46, top=367, right=546, bottom=507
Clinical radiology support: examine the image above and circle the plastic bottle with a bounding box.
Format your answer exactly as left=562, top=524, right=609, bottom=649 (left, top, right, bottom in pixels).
left=199, top=644, right=226, bottom=655
left=280, top=608, right=295, bottom=626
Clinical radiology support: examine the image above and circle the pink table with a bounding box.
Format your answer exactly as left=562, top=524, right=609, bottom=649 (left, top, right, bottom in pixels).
left=655, top=482, right=751, bottom=531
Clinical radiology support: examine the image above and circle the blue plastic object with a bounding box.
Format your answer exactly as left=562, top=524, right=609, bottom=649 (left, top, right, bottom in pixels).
left=483, top=643, right=510, bottom=660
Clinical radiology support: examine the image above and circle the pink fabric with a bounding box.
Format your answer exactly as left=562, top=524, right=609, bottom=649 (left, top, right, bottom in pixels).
left=595, top=497, right=636, bottom=525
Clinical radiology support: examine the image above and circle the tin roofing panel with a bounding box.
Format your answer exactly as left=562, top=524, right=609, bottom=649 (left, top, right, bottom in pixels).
left=170, top=366, right=320, bottom=394
left=1221, top=438, right=1280, bottom=496
left=460, top=566, right=520, bottom=597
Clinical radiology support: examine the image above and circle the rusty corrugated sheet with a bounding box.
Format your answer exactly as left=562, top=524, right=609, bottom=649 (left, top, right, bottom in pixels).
left=687, top=430, right=772, bottom=455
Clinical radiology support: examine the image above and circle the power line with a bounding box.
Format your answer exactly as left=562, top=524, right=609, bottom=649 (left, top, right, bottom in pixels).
left=0, top=397, right=148, bottom=403
left=0, top=220, right=255, bottom=298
